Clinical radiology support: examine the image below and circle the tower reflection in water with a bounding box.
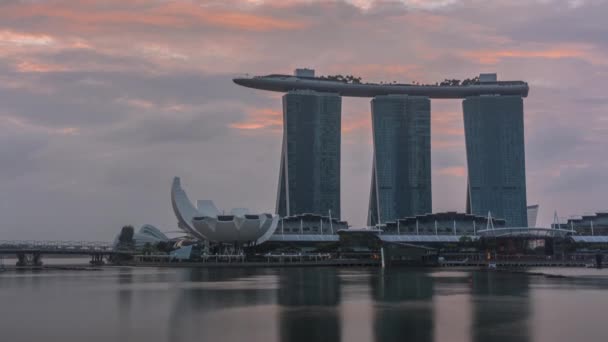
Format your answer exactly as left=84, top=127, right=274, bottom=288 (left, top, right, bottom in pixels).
left=471, top=272, right=531, bottom=342
left=168, top=268, right=277, bottom=342
left=153, top=267, right=531, bottom=342
left=372, top=270, right=434, bottom=342
left=277, top=268, right=341, bottom=342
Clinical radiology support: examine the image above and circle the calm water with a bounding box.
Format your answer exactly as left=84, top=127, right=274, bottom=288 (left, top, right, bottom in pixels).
left=1, top=266, right=608, bottom=342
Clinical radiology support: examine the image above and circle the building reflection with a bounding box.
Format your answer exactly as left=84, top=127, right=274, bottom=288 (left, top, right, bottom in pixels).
left=471, top=272, right=531, bottom=342
left=372, top=270, right=434, bottom=342
left=167, top=268, right=276, bottom=342
left=116, top=268, right=134, bottom=342
left=277, top=268, right=341, bottom=342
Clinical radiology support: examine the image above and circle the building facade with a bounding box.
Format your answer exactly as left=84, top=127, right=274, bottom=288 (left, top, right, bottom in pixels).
left=463, top=96, right=528, bottom=227
left=553, top=212, right=608, bottom=235
left=277, top=90, right=342, bottom=219
left=275, top=213, right=348, bottom=235
left=527, top=204, right=539, bottom=228
left=368, top=95, right=432, bottom=225
left=381, top=212, right=505, bottom=236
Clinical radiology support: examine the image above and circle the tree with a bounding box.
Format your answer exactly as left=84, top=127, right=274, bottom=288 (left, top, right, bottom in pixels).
left=117, top=225, right=135, bottom=248
left=461, top=76, right=480, bottom=86
left=156, top=241, right=173, bottom=254
left=321, top=74, right=363, bottom=84
left=142, top=242, right=153, bottom=255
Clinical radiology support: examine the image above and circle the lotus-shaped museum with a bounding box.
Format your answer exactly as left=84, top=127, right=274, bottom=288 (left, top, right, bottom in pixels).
left=171, top=177, right=279, bottom=244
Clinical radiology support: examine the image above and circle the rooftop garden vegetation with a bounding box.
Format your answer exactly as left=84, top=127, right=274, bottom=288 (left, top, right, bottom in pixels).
left=316, top=75, right=483, bottom=86
left=318, top=74, right=363, bottom=84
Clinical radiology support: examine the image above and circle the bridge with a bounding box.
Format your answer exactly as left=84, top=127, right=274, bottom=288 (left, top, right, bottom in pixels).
left=0, top=240, right=131, bottom=266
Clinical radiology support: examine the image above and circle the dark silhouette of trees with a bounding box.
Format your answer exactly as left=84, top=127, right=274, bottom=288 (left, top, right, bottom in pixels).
left=317, top=74, right=483, bottom=87
left=156, top=241, right=174, bottom=253
left=439, top=76, right=480, bottom=86
left=439, top=79, right=461, bottom=86
left=461, top=76, right=480, bottom=86
left=117, top=225, right=135, bottom=249
left=320, top=74, right=363, bottom=84
left=142, top=242, right=153, bottom=255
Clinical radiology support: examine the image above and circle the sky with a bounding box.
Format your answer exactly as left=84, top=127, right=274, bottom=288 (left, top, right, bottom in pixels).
left=1, top=0, right=607, bottom=241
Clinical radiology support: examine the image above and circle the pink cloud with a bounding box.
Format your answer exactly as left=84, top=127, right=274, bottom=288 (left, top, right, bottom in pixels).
left=230, top=108, right=282, bottom=132
left=342, top=110, right=370, bottom=134
left=432, top=110, right=464, bottom=140
left=0, top=115, right=80, bottom=136
left=0, top=30, right=55, bottom=46
left=462, top=45, right=603, bottom=65
left=433, top=140, right=464, bottom=149
left=436, top=166, right=466, bottom=177
left=1, top=1, right=307, bottom=32
left=16, top=60, right=68, bottom=73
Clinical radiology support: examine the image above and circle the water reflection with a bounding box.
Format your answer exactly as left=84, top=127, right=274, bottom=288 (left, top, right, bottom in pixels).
left=168, top=268, right=277, bottom=342
left=372, top=269, right=434, bottom=342
left=471, top=272, right=531, bottom=342
left=431, top=271, right=473, bottom=342
left=117, top=268, right=134, bottom=342
left=278, top=268, right=341, bottom=342
left=5, top=267, right=608, bottom=342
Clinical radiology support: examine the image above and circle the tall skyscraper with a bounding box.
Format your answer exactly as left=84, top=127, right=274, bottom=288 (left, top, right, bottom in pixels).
left=276, top=90, right=341, bottom=219
left=368, top=95, right=432, bottom=226
left=463, top=95, right=528, bottom=227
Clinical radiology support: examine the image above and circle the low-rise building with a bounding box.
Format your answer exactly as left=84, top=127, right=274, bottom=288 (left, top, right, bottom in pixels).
left=552, top=212, right=608, bottom=235
left=275, top=213, right=348, bottom=235
left=379, top=212, right=505, bottom=236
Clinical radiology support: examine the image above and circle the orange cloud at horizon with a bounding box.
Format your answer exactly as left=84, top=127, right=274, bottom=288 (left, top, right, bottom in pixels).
left=0, top=30, right=55, bottom=46
left=342, top=110, right=370, bottom=134
left=232, top=107, right=373, bottom=136
left=462, top=45, right=602, bottom=65
left=2, top=1, right=306, bottom=33
left=432, top=110, right=464, bottom=139
left=436, top=166, right=466, bottom=177
left=230, top=122, right=268, bottom=130
left=196, top=9, right=305, bottom=32
left=16, top=60, right=68, bottom=73
left=230, top=108, right=282, bottom=132
left=432, top=139, right=464, bottom=149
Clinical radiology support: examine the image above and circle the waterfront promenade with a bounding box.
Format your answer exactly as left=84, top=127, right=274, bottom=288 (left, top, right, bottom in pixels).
left=1, top=249, right=604, bottom=270
left=127, top=252, right=602, bottom=269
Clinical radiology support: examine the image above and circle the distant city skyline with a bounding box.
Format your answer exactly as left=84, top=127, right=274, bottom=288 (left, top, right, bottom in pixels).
left=1, top=0, right=607, bottom=240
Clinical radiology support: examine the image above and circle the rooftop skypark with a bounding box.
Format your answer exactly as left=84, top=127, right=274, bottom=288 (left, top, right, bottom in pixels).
left=234, top=70, right=529, bottom=98
left=255, top=74, right=525, bottom=87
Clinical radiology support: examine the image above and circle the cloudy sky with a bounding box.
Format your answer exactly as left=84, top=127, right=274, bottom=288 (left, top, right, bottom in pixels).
left=1, top=0, right=607, bottom=240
